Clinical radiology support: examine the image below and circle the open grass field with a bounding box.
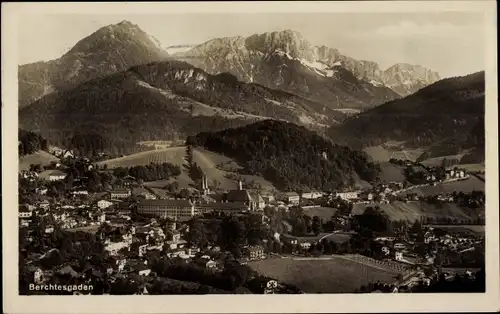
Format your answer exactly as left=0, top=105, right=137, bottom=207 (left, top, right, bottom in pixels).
left=247, top=256, right=400, bottom=293
left=379, top=162, right=406, bottom=182
left=424, top=225, right=485, bottom=235
left=401, top=176, right=485, bottom=196
left=302, top=207, right=338, bottom=221
left=352, top=201, right=483, bottom=222
left=97, top=146, right=276, bottom=192
left=363, top=144, right=424, bottom=163
left=19, top=151, right=60, bottom=171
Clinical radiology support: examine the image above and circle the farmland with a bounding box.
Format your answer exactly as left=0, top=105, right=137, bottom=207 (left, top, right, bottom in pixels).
left=379, top=162, right=406, bottom=182
left=424, top=225, right=485, bottom=236
left=400, top=176, right=485, bottom=195
left=352, top=201, right=483, bottom=222
left=247, top=255, right=401, bottom=293
left=96, top=146, right=276, bottom=191
left=19, top=150, right=60, bottom=171
left=302, top=206, right=338, bottom=221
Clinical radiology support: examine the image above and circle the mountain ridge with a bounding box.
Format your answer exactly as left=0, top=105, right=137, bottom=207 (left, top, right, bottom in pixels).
left=173, top=29, right=441, bottom=101
left=18, top=20, right=170, bottom=108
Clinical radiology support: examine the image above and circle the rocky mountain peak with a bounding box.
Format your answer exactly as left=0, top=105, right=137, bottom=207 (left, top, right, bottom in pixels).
left=244, top=29, right=314, bottom=60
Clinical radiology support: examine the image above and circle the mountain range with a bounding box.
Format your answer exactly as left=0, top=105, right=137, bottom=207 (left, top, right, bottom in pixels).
left=172, top=29, right=441, bottom=107
left=19, top=59, right=347, bottom=148
left=18, top=20, right=169, bottom=108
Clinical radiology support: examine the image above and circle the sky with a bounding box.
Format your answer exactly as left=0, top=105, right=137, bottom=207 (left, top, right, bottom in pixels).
left=18, top=12, right=487, bottom=78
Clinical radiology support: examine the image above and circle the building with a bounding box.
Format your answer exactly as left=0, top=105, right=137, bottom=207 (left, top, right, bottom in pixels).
left=280, top=192, right=300, bottom=204
left=245, top=245, right=265, bottom=260
left=195, top=202, right=249, bottom=216
left=201, top=175, right=210, bottom=195
left=224, top=181, right=263, bottom=210
left=301, top=192, right=323, bottom=200
left=110, top=188, right=131, bottom=200
left=46, top=170, right=67, bottom=181
left=19, top=205, right=33, bottom=219
left=97, top=200, right=114, bottom=210
left=137, top=199, right=195, bottom=221
left=395, top=251, right=404, bottom=261
left=335, top=191, right=359, bottom=201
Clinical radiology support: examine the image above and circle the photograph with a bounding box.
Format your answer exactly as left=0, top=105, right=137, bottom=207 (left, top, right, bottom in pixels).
left=2, top=1, right=499, bottom=313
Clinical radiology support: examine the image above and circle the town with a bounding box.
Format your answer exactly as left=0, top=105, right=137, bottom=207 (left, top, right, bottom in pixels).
left=19, top=147, right=485, bottom=295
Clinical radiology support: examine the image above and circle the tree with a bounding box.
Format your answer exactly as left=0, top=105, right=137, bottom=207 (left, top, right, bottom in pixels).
left=178, top=188, right=192, bottom=199
left=312, top=216, right=323, bottom=235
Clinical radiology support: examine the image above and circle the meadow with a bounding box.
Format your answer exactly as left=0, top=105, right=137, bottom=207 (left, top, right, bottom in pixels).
left=19, top=151, right=60, bottom=171
left=248, top=256, right=401, bottom=293
left=352, top=201, right=483, bottom=222
left=97, top=146, right=276, bottom=191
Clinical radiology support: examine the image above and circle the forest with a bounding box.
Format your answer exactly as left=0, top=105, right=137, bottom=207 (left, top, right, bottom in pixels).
left=329, top=72, right=485, bottom=152
left=19, top=129, right=48, bottom=156
left=112, top=163, right=182, bottom=182
left=186, top=120, right=381, bottom=191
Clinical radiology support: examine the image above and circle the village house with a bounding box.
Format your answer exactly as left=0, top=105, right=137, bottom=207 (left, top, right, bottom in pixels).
left=279, top=192, right=300, bottom=205
left=97, top=199, right=114, bottom=210
left=245, top=245, right=266, bottom=260
left=109, top=188, right=131, bottom=200
left=395, top=251, right=404, bottom=261
left=301, top=191, right=323, bottom=200
left=19, top=204, right=34, bottom=219
left=335, top=191, right=359, bottom=201
left=46, top=170, right=67, bottom=182
left=137, top=199, right=195, bottom=221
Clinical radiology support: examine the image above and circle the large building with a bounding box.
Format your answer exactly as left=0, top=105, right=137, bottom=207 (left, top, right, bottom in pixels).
left=110, top=188, right=131, bottom=200
left=195, top=202, right=249, bottom=216
left=137, top=199, right=195, bottom=221
left=224, top=181, right=264, bottom=210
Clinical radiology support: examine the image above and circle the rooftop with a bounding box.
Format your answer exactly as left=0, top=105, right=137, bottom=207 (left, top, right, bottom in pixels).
left=139, top=199, right=193, bottom=207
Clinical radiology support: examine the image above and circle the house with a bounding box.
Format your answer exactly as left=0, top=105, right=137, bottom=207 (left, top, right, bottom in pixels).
left=245, top=245, right=265, bottom=260
left=381, top=246, right=390, bottom=255
left=45, top=225, right=55, bottom=234
left=97, top=199, right=114, bottom=210
left=110, top=188, right=131, bottom=200
left=393, top=243, right=406, bottom=250
left=301, top=192, right=323, bottom=200
left=19, top=205, right=33, bottom=219
left=36, top=188, right=48, bottom=196
left=46, top=170, right=67, bottom=181
left=395, top=251, right=404, bottom=261
left=137, top=199, right=195, bottom=221
left=34, top=268, right=45, bottom=284
left=71, top=188, right=89, bottom=196
left=335, top=191, right=359, bottom=201
left=123, top=176, right=137, bottom=187
left=279, top=192, right=300, bottom=204
left=62, top=150, right=75, bottom=159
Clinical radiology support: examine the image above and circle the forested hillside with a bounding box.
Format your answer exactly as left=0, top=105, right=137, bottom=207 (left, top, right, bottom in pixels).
left=186, top=120, right=381, bottom=191
left=329, top=71, right=485, bottom=154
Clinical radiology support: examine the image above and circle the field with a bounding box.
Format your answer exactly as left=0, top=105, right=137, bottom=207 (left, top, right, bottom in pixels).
left=400, top=176, right=485, bottom=196
left=363, top=144, right=424, bottom=163
left=424, top=225, right=485, bottom=236
left=378, top=162, right=406, bottom=182
left=352, top=201, right=483, bottom=222
left=247, top=256, right=400, bottom=293
left=19, top=151, right=60, bottom=171
left=302, top=206, right=338, bottom=221
left=97, top=146, right=276, bottom=191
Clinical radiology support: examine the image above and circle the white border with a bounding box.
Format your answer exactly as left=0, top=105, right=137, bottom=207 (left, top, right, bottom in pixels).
left=2, top=1, right=499, bottom=313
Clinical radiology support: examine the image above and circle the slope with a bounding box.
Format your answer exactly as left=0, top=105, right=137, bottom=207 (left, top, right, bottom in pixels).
left=330, top=71, right=485, bottom=158
left=186, top=119, right=381, bottom=191
left=19, top=60, right=345, bottom=151
left=18, top=20, right=169, bottom=108
left=174, top=30, right=440, bottom=106
left=96, top=146, right=276, bottom=191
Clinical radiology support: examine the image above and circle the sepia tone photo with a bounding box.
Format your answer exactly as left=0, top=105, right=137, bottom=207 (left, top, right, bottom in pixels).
left=3, top=1, right=499, bottom=313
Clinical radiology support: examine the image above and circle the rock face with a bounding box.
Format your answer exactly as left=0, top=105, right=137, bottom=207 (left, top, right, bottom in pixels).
left=18, top=20, right=170, bottom=108
left=173, top=29, right=441, bottom=107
